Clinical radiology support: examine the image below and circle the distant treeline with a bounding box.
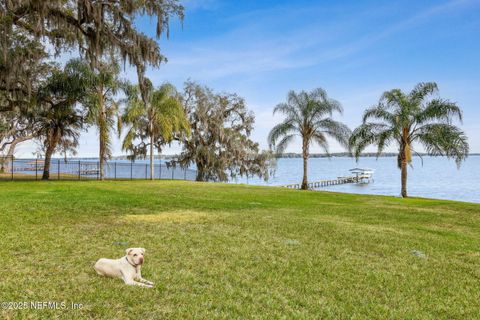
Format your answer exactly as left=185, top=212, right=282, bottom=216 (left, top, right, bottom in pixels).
left=109, top=153, right=480, bottom=160
left=110, top=155, right=178, bottom=161
left=274, top=153, right=480, bottom=159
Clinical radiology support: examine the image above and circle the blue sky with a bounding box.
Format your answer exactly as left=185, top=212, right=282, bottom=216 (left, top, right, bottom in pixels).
left=15, top=0, right=480, bottom=157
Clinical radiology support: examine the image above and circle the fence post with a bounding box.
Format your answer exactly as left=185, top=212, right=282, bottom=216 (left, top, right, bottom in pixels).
left=78, top=161, right=81, bottom=180
left=35, top=159, right=38, bottom=181
left=57, top=159, right=60, bottom=180
left=114, top=162, right=117, bottom=180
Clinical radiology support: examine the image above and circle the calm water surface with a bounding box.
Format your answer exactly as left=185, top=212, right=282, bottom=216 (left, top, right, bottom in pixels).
left=232, top=156, right=480, bottom=204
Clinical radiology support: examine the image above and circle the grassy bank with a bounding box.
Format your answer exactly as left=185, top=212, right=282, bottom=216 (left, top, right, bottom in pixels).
left=1, top=180, right=479, bottom=319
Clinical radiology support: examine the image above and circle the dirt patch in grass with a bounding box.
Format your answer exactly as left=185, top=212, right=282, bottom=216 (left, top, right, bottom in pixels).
left=123, top=210, right=217, bottom=223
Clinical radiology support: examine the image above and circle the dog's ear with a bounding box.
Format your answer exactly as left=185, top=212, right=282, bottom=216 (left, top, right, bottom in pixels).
left=140, top=248, right=146, bottom=254
left=125, top=248, right=133, bottom=255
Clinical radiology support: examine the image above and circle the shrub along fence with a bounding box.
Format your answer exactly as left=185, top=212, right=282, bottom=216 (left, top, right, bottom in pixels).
left=0, top=156, right=196, bottom=181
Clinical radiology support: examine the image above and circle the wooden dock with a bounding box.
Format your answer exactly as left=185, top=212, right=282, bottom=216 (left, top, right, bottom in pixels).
left=282, top=168, right=374, bottom=190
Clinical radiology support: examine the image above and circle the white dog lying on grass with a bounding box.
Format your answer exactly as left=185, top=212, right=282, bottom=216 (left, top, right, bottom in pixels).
left=94, top=248, right=154, bottom=288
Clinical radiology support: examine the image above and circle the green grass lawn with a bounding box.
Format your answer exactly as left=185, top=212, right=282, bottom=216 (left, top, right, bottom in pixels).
left=1, top=181, right=479, bottom=319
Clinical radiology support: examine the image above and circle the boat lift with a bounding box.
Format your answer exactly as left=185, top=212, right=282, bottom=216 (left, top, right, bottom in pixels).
left=349, top=168, right=374, bottom=184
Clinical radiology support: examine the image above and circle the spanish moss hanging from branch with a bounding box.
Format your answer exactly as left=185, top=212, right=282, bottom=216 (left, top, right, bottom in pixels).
left=1, top=0, right=184, bottom=103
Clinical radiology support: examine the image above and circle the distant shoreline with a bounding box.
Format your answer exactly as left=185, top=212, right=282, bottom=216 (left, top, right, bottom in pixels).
left=7, top=153, right=480, bottom=160
left=274, top=153, right=480, bottom=159
left=110, top=153, right=480, bottom=160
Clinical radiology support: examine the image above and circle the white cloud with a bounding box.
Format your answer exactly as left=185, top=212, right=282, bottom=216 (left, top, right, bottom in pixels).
left=181, top=0, right=219, bottom=11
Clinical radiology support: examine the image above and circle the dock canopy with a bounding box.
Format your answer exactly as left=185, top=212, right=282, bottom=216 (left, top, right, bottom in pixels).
left=349, top=168, right=374, bottom=174
left=349, top=168, right=374, bottom=179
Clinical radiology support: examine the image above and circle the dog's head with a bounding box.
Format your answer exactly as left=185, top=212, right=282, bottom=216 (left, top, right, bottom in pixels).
left=125, top=248, right=146, bottom=265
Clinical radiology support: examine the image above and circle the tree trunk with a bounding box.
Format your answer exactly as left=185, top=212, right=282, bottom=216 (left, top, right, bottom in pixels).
left=301, top=138, right=309, bottom=190
left=401, top=155, right=408, bottom=198
left=42, top=142, right=55, bottom=180
left=149, top=132, right=154, bottom=180
left=99, top=89, right=106, bottom=180
left=2, top=135, right=34, bottom=173
left=4, top=140, right=18, bottom=173
left=0, top=159, right=5, bottom=174
left=42, top=131, right=59, bottom=180
left=0, top=155, right=9, bottom=173
left=400, top=128, right=409, bottom=198
left=196, top=164, right=204, bottom=182
left=99, top=144, right=105, bottom=180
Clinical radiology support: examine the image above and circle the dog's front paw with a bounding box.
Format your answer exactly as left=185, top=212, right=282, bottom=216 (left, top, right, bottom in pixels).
left=142, top=280, right=154, bottom=286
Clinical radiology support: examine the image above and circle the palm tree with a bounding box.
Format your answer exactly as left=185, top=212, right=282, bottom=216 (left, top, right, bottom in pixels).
left=121, top=81, right=190, bottom=180
left=84, top=60, right=122, bottom=180
left=36, top=104, right=83, bottom=180
left=34, top=59, right=91, bottom=180
left=349, top=82, right=469, bottom=198
left=268, top=88, right=351, bottom=190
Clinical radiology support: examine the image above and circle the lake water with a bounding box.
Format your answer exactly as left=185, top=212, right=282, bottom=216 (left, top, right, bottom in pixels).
left=8, top=158, right=197, bottom=181
left=232, top=156, right=480, bottom=204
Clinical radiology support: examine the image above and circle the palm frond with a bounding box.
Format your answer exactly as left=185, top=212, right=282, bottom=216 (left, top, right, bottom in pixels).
left=349, top=123, right=390, bottom=159
left=122, top=128, right=137, bottom=151
left=415, top=123, right=469, bottom=167
left=286, top=90, right=304, bottom=111
left=273, top=102, right=300, bottom=122
left=409, top=82, right=438, bottom=104
left=267, top=121, right=296, bottom=148
left=274, top=134, right=297, bottom=154
left=415, top=99, right=463, bottom=125
left=313, top=118, right=351, bottom=148
left=380, top=89, right=405, bottom=109
left=375, top=127, right=397, bottom=158
left=311, top=132, right=330, bottom=156
left=362, top=104, right=396, bottom=124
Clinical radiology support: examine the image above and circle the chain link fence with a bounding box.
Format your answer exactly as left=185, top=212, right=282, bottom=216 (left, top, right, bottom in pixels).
left=0, top=156, right=196, bottom=181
